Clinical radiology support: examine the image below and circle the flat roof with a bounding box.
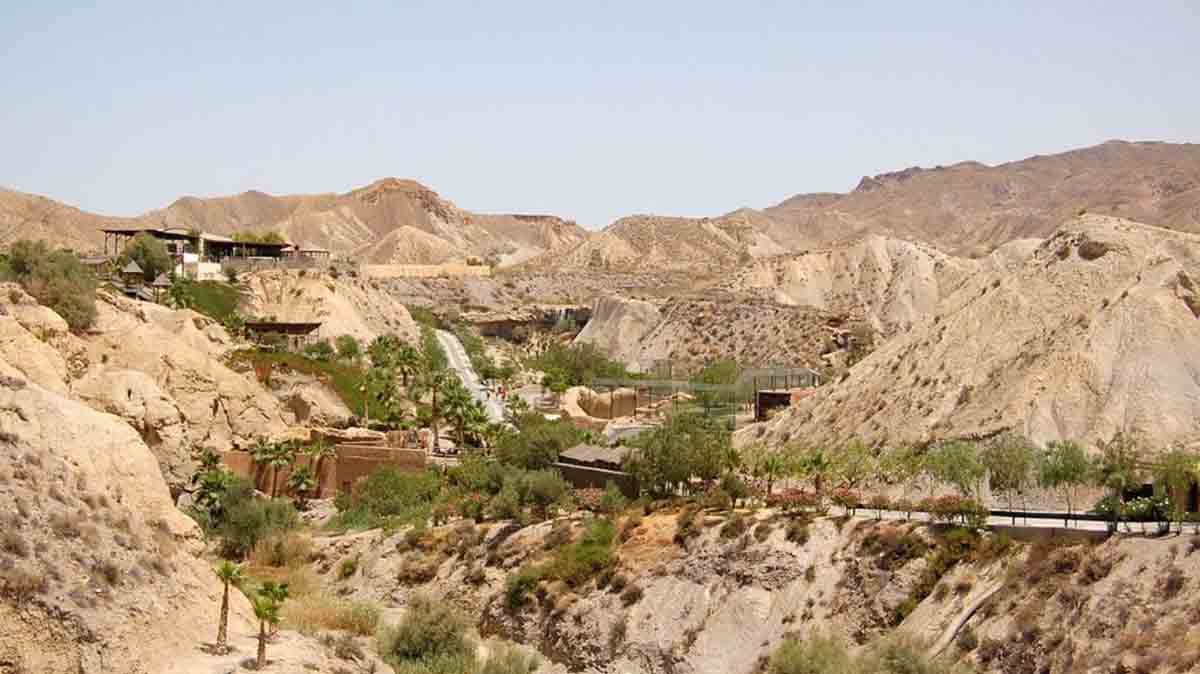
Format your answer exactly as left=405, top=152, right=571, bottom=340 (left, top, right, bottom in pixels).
left=243, top=321, right=322, bottom=334
left=560, top=443, right=630, bottom=467
left=100, top=227, right=290, bottom=248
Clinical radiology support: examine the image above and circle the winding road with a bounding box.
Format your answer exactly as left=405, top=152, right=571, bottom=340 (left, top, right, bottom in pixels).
left=435, top=329, right=506, bottom=424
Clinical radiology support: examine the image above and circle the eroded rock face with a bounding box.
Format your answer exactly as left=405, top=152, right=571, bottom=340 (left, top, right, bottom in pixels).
left=73, top=368, right=191, bottom=491
left=745, top=216, right=1200, bottom=451
left=573, top=296, right=663, bottom=370
left=81, top=293, right=289, bottom=453
left=240, top=269, right=420, bottom=346
left=0, top=375, right=242, bottom=673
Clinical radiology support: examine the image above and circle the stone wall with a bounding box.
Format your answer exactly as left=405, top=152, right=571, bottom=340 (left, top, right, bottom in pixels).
left=221, top=444, right=426, bottom=498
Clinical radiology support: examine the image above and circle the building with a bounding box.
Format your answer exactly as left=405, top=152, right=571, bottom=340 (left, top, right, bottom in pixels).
left=100, top=227, right=291, bottom=280
left=556, top=443, right=640, bottom=498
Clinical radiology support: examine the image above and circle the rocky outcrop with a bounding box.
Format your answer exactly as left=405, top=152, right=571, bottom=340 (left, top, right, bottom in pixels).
left=745, top=216, right=1200, bottom=450
left=723, top=235, right=979, bottom=337
left=573, top=296, right=662, bottom=369
left=0, top=375, right=243, bottom=672
left=241, top=269, right=421, bottom=346
left=80, top=293, right=289, bottom=455
left=73, top=369, right=191, bottom=491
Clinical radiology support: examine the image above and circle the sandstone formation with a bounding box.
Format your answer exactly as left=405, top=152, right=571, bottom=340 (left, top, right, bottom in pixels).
left=746, top=215, right=1200, bottom=451
left=722, top=235, right=979, bottom=337
left=0, top=374, right=245, bottom=672
left=573, top=296, right=663, bottom=367
left=240, top=269, right=421, bottom=346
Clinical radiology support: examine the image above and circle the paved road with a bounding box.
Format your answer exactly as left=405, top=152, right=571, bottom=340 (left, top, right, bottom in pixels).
left=435, top=329, right=506, bottom=424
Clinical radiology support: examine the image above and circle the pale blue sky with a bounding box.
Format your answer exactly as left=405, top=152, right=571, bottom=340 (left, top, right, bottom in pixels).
left=2, top=1, right=1197, bottom=228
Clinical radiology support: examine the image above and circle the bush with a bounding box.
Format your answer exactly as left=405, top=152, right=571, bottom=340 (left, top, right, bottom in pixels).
left=335, top=335, right=361, bottom=362
left=4, top=240, right=98, bottom=330
left=504, top=567, right=541, bottom=610
left=378, top=595, right=473, bottom=663
left=720, top=514, right=749, bottom=540
left=786, top=520, right=811, bottom=545
left=479, top=645, right=540, bottom=674
left=768, top=635, right=852, bottom=674
left=303, top=339, right=335, bottom=362
left=540, top=518, right=616, bottom=588
left=620, top=584, right=644, bottom=606
left=218, top=497, right=298, bottom=559
left=598, top=481, right=628, bottom=514
left=338, top=557, right=359, bottom=580
left=674, top=507, right=701, bottom=545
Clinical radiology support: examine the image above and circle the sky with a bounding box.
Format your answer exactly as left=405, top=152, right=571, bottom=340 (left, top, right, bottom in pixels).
left=1, top=2, right=1197, bottom=229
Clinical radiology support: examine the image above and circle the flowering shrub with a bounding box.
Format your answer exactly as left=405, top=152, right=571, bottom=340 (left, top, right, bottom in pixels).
left=830, top=488, right=862, bottom=515
left=766, top=489, right=821, bottom=513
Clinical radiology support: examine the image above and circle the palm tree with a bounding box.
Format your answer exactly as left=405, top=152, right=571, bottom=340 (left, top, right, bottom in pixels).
left=414, top=366, right=454, bottom=454
left=394, top=344, right=422, bottom=388
left=305, top=440, right=337, bottom=492
left=214, top=561, right=243, bottom=654
left=441, top=381, right=474, bottom=449
left=258, top=581, right=290, bottom=639
left=286, top=465, right=316, bottom=509
left=253, top=596, right=281, bottom=670
left=266, top=442, right=295, bottom=499
left=248, top=438, right=275, bottom=493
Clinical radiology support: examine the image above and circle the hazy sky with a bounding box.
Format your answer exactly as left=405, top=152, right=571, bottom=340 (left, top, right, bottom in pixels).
left=2, top=2, right=1197, bottom=229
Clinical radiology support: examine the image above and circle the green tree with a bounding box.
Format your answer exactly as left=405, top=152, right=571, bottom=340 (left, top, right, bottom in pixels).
left=982, top=433, right=1036, bottom=524
left=1095, top=432, right=1145, bottom=531
left=925, top=439, right=985, bottom=498
left=258, top=581, right=290, bottom=638
left=413, top=364, right=454, bottom=454
left=1036, top=440, right=1093, bottom=526
left=335, top=334, right=361, bottom=362
left=1153, top=445, right=1198, bottom=534
left=119, top=232, right=173, bottom=281
left=441, top=379, right=476, bottom=449
left=213, top=561, right=243, bottom=653
left=253, top=596, right=282, bottom=670
left=624, top=411, right=732, bottom=496
left=789, top=445, right=833, bottom=507
left=743, top=443, right=788, bottom=495
left=4, top=240, right=98, bottom=330
left=879, top=444, right=925, bottom=514
left=831, top=439, right=875, bottom=491
left=305, top=441, right=337, bottom=484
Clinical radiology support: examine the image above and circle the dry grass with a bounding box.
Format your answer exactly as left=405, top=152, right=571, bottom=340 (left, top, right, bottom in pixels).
left=397, top=553, right=440, bottom=585
left=249, top=532, right=313, bottom=569
left=49, top=511, right=81, bottom=539
left=246, top=564, right=320, bottom=598
left=283, top=595, right=381, bottom=636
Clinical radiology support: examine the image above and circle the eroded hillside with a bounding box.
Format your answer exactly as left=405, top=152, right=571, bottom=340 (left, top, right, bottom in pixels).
left=747, top=215, right=1200, bottom=450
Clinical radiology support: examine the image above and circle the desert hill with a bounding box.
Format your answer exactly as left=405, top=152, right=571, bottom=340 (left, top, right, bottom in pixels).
left=533, top=140, right=1200, bottom=272
left=0, top=178, right=587, bottom=265
left=743, top=214, right=1200, bottom=451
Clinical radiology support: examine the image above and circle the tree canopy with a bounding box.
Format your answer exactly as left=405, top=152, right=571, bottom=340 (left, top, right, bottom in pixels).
left=2, top=240, right=98, bottom=331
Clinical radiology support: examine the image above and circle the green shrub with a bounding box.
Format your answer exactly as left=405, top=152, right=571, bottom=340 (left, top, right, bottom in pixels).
left=218, top=497, right=298, bottom=559
left=303, top=339, right=335, bottom=362
left=117, top=232, right=172, bottom=281
left=768, top=635, right=852, bottom=674
left=620, top=584, right=644, bottom=606
left=540, top=518, right=616, bottom=588
left=786, top=520, right=810, bottom=545
left=3, top=240, right=98, bottom=330
left=377, top=595, right=473, bottom=663
left=338, top=556, right=359, bottom=580
left=479, top=645, right=540, bottom=674
left=526, top=470, right=571, bottom=515
left=598, top=482, right=628, bottom=514
left=335, top=335, right=361, bottom=362
left=505, top=566, right=541, bottom=610
left=720, top=514, right=749, bottom=540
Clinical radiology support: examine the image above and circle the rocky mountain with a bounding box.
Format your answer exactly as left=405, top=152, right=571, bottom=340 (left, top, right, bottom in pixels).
left=743, top=215, right=1200, bottom=451
left=0, top=178, right=588, bottom=265
left=533, top=140, right=1200, bottom=272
